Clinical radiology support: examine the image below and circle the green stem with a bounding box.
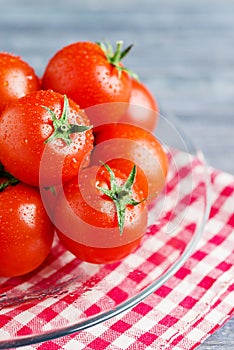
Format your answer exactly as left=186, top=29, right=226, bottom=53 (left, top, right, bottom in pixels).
left=111, top=40, right=124, bottom=64
left=97, top=40, right=139, bottom=80
left=43, top=95, right=92, bottom=145
left=96, top=163, right=142, bottom=235
left=0, top=162, right=19, bottom=192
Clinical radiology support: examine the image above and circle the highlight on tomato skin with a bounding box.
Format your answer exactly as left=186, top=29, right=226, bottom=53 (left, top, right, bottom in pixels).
left=53, top=164, right=148, bottom=264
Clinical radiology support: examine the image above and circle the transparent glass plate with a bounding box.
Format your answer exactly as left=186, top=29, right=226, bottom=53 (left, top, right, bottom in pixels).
left=0, top=109, right=211, bottom=349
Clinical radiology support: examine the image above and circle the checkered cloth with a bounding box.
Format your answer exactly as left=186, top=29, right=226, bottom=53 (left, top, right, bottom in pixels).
left=0, top=160, right=233, bottom=349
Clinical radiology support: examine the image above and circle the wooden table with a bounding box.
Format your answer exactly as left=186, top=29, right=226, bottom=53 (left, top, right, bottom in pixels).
left=0, top=0, right=233, bottom=348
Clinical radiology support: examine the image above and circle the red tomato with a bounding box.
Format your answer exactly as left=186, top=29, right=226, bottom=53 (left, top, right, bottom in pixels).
left=42, top=41, right=133, bottom=124
left=0, top=90, right=94, bottom=187
left=54, top=164, right=148, bottom=264
left=0, top=52, right=40, bottom=114
left=119, top=79, right=159, bottom=132
left=91, top=123, right=168, bottom=201
left=0, top=181, right=54, bottom=277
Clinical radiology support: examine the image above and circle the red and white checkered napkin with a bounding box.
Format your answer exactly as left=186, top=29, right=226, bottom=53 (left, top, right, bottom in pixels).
left=19, top=167, right=234, bottom=350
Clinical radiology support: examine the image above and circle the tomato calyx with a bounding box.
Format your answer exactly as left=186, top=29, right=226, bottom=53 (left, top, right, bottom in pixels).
left=97, top=40, right=139, bottom=80
left=43, top=95, right=92, bottom=146
left=0, top=162, right=19, bottom=192
left=96, top=163, right=142, bottom=235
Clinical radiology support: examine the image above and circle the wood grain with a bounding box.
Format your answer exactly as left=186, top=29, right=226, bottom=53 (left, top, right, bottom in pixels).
left=0, top=0, right=233, bottom=348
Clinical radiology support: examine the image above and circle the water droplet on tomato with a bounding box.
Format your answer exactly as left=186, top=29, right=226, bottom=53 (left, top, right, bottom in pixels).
left=71, top=158, right=79, bottom=169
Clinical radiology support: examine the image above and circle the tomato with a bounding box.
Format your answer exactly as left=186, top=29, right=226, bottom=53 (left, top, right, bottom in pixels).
left=91, top=123, right=168, bottom=200
left=0, top=179, right=54, bottom=277
left=0, top=52, right=40, bottom=114
left=57, top=232, right=143, bottom=265
left=119, top=78, right=159, bottom=131
left=42, top=41, right=133, bottom=124
left=54, top=164, right=148, bottom=264
left=0, top=90, right=94, bottom=187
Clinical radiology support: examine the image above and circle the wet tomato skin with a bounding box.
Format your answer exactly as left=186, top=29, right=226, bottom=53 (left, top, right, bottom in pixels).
left=0, top=52, right=40, bottom=114
left=0, top=90, right=94, bottom=187
left=54, top=165, right=148, bottom=264
left=0, top=182, right=54, bottom=277
left=42, top=41, right=132, bottom=124
left=91, top=122, right=168, bottom=200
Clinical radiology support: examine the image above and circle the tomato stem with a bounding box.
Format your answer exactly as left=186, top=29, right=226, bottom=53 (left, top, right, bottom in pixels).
left=96, top=40, right=139, bottom=81
left=43, top=95, right=92, bottom=145
left=111, top=40, right=124, bottom=64
left=96, top=163, right=141, bottom=235
left=0, top=162, right=19, bottom=191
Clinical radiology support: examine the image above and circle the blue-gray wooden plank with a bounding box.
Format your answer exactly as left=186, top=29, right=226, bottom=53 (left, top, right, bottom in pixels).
left=0, top=0, right=233, bottom=348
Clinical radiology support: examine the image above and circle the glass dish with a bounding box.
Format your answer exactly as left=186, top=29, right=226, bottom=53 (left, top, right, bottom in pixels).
left=0, top=110, right=211, bottom=349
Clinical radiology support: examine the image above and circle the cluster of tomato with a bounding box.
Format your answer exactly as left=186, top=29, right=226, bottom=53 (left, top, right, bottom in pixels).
left=0, top=41, right=168, bottom=277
